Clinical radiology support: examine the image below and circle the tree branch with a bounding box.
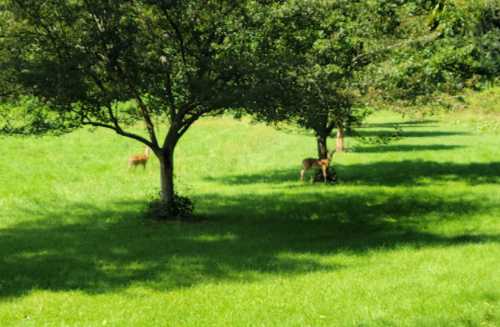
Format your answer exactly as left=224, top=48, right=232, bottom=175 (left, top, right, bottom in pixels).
left=134, top=94, right=160, bottom=148
left=351, top=32, right=441, bottom=68
left=162, top=61, right=177, bottom=122
left=81, top=118, right=154, bottom=148
left=177, top=112, right=202, bottom=138
left=111, top=62, right=160, bottom=148
left=326, top=121, right=336, bottom=132
left=161, top=7, right=189, bottom=73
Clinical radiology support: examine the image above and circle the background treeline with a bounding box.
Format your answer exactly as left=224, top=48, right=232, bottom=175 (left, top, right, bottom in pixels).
left=378, top=0, right=499, bottom=104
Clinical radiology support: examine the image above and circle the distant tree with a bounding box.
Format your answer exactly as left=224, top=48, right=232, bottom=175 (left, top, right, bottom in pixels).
left=0, top=0, right=269, bottom=216
left=248, top=0, right=499, bottom=162
left=245, top=0, right=406, bottom=158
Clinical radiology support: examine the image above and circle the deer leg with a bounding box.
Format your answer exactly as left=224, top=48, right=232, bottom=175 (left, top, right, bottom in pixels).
left=322, top=166, right=327, bottom=183
left=300, top=169, right=305, bottom=181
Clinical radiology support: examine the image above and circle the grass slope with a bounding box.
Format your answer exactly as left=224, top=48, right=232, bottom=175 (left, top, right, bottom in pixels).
left=0, top=111, right=499, bottom=326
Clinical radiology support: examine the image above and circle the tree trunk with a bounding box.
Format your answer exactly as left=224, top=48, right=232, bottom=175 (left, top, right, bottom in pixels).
left=316, top=134, right=328, bottom=159
left=336, top=127, right=345, bottom=153
left=159, top=150, right=175, bottom=207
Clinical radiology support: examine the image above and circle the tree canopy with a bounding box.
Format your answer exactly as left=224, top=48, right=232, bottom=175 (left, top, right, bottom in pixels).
left=244, top=0, right=499, bottom=158
left=377, top=0, right=500, bottom=107
left=243, top=0, right=413, bottom=156
left=0, top=0, right=273, bottom=211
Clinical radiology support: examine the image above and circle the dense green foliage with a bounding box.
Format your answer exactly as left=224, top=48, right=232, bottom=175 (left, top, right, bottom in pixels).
left=243, top=0, right=499, bottom=156
left=245, top=0, right=405, bottom=156
left=0, top=111, right=499, bottom=325
left=379, top=0, right=500, bottom=105
left=0, top=6, right=17, bottom=100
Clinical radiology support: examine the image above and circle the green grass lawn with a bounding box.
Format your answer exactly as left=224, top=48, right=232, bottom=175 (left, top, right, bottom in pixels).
left=0, top=111, right=499, bottom=326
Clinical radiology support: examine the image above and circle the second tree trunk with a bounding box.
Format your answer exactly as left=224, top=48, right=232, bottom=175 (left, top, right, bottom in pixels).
left=336, top=127, right=345, bottom=153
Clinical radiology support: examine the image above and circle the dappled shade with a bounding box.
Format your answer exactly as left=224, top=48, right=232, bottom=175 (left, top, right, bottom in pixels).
left=205, top=161, right=500, bottom=187
left=1, top=188, right=498, bottom=299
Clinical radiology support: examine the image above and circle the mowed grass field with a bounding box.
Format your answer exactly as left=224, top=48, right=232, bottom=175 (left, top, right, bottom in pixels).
left=0, top=110, right=499, bottom=326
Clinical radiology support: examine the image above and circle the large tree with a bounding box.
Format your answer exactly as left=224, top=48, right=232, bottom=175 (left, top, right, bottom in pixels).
left=0, top=0, right=268, bottom=213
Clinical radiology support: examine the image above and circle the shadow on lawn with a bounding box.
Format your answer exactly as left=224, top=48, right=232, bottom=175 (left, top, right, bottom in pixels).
left=0, top=123, right=495, bottom=299
left=1, top=188, right=499, bottom=299
left=354, top=130, right=467, bottom=138
left=207, top=161, right=500, bottom=186
left=351, top=144, right=463, bottom=153
left=365, top=119, right=440, bottom=128
left=277, top=120, right=458, bottom=137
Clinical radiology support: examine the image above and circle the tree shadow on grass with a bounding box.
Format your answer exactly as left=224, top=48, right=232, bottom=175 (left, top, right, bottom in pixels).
left=207, top=161, right=500, bottom=186
left=274, top=121, right=458, bottom=138
left=1, top=189, right=498, bottom=300
left=354, top=130, right=466, bottom=138
left=351, top=144, right=463, bottom=153
left=339, top=160, right=500, bottom=186
left=365, top=120, right=440, bottom=128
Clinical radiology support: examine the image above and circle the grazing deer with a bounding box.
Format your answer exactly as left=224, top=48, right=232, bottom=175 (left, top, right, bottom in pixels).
left=300, top=150, right=335, bottom=183
left=128, top=147, right=151, bottom=170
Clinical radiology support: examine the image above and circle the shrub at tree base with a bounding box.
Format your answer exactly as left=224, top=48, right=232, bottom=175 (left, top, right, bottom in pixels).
left=146, top=194, right=194, bottom=221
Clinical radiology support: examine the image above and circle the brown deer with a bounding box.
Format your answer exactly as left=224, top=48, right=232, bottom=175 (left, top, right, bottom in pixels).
left=300, top=150, right=335, bottom=183
left=128, top=147, right=151, bottom=170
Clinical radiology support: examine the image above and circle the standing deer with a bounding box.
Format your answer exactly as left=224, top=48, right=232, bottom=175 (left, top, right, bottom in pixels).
left=300, top=150, right=335, bottom=183
left=128, top=147, right=151, bottom=170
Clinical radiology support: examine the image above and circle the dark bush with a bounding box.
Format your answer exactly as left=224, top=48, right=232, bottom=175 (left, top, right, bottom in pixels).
left=313, top=167, right=337, bottom=184
left=146, top=194, right=194, bottom=221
